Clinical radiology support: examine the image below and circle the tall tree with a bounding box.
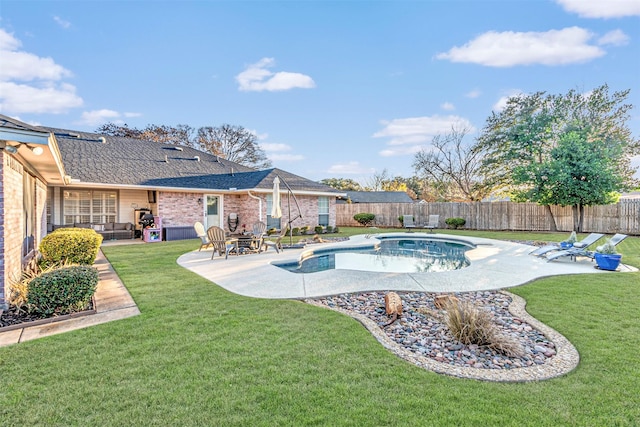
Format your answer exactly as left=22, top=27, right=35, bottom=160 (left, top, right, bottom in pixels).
left=412, top=126, right=489, bottom=202
left=476, top=84, right=639, bottom=231
left=96, top=123, right=195, bottom=147
left=319, top=178, right=363, bottom=191
left=197, top=124, right=271, bottom=169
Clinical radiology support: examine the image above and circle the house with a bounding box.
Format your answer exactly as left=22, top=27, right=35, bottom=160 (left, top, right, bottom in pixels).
left=0, top=114, right=342, bottom=307
left=336, top=191, right=413, bottom=204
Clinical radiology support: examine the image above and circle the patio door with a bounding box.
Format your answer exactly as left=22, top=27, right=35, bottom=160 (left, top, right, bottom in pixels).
left=204, top=195, right=220, bottom=229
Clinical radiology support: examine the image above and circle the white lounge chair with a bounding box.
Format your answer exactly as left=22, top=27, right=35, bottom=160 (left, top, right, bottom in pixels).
left=403, top=215, right=416, bottom=231
left=530, top=233, right=604, bottom=257
left=424, top=215, right=439, bottom=233
left=547, top=233, right=628, bottom=262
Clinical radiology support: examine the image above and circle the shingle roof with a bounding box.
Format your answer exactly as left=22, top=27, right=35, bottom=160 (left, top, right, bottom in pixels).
left=0, top=115, right=48, bottom=133
left=39, top=126, right=338, bottom=193
left=338, top=191, right=413, bottom=203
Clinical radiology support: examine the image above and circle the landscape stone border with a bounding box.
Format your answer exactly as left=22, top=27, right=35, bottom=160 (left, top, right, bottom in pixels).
left=306, top=290, right=580, bottom=382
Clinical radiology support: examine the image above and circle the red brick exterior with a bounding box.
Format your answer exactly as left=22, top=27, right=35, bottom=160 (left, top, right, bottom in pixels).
left=1, top=152, right=47, bottom=306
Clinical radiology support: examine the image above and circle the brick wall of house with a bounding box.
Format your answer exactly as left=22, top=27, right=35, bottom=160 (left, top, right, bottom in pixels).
left=156, top=191, right=202, bottom=227
left=1, top=153, right=25, bottom=305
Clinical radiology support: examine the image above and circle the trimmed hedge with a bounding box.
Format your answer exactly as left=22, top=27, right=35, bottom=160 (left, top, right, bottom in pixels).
left=27, top=265, right=99, bottom=316
left=353, top=213, right=375, bottom=227
left=445, top=217, right=466, bottom=229
left=39, top=228, right=103, bottom=266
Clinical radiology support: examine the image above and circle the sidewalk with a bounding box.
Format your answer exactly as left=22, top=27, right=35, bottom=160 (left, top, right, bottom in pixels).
left=0, top=250, right=140, bottom=348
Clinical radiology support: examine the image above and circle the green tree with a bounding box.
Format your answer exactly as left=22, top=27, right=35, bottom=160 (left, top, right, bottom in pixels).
left=544, top=130, right=632, bottom=231
left=476, top=84, right=639, bottom=231
left=319, top=178, right=363, bottom=191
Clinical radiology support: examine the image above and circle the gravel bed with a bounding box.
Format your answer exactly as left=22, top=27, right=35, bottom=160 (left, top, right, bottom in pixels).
left=306, top=290, right=579, bottom=382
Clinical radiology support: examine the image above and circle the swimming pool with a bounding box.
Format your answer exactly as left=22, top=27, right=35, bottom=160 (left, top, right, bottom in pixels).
left=275, top=237, right=474, bottom=274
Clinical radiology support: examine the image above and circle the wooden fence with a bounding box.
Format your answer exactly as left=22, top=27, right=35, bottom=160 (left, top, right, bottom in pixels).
left=335, top=200, right=640, bottom=235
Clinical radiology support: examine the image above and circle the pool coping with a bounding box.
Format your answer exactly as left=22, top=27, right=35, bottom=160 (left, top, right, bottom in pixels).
left=177, top=232, right=634, bottom=299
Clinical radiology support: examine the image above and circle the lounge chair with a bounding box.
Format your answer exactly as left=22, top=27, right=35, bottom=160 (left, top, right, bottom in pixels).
left=530, top=233, right=604, bottom=257
left=403, top=215, right=416, bottom=231
left=546, top=233, right=627, bottom=262
left=207, top=226, right=238, bottom=259
left=194, top=221, right=212, bottom=251
left=262, top=226, right=289, bottom=253
left=423, top=215, right=439, bottom=233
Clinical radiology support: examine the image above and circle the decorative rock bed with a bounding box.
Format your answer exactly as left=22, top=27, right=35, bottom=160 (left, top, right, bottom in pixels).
left=306, top=290, right=579, bottom=382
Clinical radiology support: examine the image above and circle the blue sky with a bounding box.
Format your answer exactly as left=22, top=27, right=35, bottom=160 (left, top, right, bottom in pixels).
left=2, top=0, right=639, bottom=183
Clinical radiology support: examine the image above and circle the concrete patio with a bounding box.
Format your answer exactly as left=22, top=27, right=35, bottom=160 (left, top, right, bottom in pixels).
left=177, top=232, right=635, bottom=299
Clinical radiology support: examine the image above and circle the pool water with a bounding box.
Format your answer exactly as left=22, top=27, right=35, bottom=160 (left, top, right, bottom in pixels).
left=275, top=238, right=472, bottom=274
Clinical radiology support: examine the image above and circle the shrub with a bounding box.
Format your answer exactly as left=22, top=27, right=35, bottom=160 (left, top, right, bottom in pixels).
left=333, top=226, right=339, bottom=233
left=300, top=226, right=309, bottom=235
left=596, top=239, right=618, bottom=254
left=325, top=225, right=334, bottom=234
left=292, top=227, right=300, bottom=236
left=39, top=228, right=102, bottom=266
left=398, top=215, right=404, bottom=226
left=267, top=228, right=277, bottom=236
left=27, top=265, right=99, bottom=316
left=354, top=213, right=375, bottom=227
left=314, top=226, right=324, bottom=234
left=445, top=217, right=466, bottom=229
left=442, top=298, right=524, bottom=357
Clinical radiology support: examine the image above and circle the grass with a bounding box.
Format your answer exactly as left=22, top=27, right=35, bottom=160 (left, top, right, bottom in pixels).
left=1, top=228, right=639, bottom=425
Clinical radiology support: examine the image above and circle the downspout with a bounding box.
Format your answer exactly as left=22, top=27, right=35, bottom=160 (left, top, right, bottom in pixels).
left=247, top=191, right=263, bottom=222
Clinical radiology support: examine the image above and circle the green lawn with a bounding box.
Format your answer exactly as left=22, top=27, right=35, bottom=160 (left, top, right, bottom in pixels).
left=1, top=228, right=638, bottom=426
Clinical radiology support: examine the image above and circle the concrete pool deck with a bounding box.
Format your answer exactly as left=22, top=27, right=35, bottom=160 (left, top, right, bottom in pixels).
left=177, top=232, right=635, bottom=298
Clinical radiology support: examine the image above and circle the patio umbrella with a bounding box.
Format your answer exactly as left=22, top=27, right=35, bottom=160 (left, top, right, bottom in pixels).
left=271, top=176, right=282, bottom=219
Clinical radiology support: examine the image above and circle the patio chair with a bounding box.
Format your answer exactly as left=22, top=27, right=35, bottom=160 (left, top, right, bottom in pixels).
left=207, top=226, right=238, bottom=259
left=248, top=221, right=268, bottom=253
left=262, top=226, right=289, bottom=253
left=403, top=215, right=416, bottom=231
left=547, top=233, right=628, bottom=262
left=194, top=221, right=212, bottom=251
left=423, top=215, right=439, bottom=233
left=530, top=233, right=604, bottom=257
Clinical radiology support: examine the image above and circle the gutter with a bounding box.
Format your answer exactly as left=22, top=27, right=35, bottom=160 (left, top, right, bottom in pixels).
left=247, top=191, right=263, bottom=222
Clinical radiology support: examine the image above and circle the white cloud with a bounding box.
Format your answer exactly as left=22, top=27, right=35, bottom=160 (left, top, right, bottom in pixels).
left=327, top=161, right=375, bottom=175
left=0, top=28, right=82, bottom=114
left=77, top=109, right=132, bottom=127
left=441, top=102, right=455, bottom=111
left=466, top=89, right=481, bottom=99
left=436, top=27, right=605, bottom=67
left=268, top=153, right=306, bottom=162
left=236, top=58, right=316, bottom=92
left=53, top=16, right=71, bottom=29
left=379, top=145, right=425, bottom=157
left=598, top=29, right=629, bottom=46
left=261, top=142, right=292, bottom=152
left=555, top=0, right=640, bottom=18
left=0, top=82, right=82, bottom=114
left=373, top=115, right=476, bottom=146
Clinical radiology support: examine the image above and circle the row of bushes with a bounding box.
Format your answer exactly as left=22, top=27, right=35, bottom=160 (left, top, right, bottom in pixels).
left=8, top=228, right=102, bottom=318
left=355, top=213, right=467, bottom=229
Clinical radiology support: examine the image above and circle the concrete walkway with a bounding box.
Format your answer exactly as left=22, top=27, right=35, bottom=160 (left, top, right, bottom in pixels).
left=0, top=250, right=140, bottom=347
left=177, top=232, right=635, bottom=299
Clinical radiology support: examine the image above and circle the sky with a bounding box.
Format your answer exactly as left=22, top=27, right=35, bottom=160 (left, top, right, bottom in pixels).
left=1, top=0, right=639, bottom=184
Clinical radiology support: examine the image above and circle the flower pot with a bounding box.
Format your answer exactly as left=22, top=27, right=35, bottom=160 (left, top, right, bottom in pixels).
left=594, top=253, right=622, bottom=271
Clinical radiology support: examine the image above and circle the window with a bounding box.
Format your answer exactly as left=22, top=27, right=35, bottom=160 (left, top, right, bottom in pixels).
left=266, top=194, right=281, bottom=230
left=318, top=196, right=329, bottom=226
left=63, top=190, right=117, bottom=224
